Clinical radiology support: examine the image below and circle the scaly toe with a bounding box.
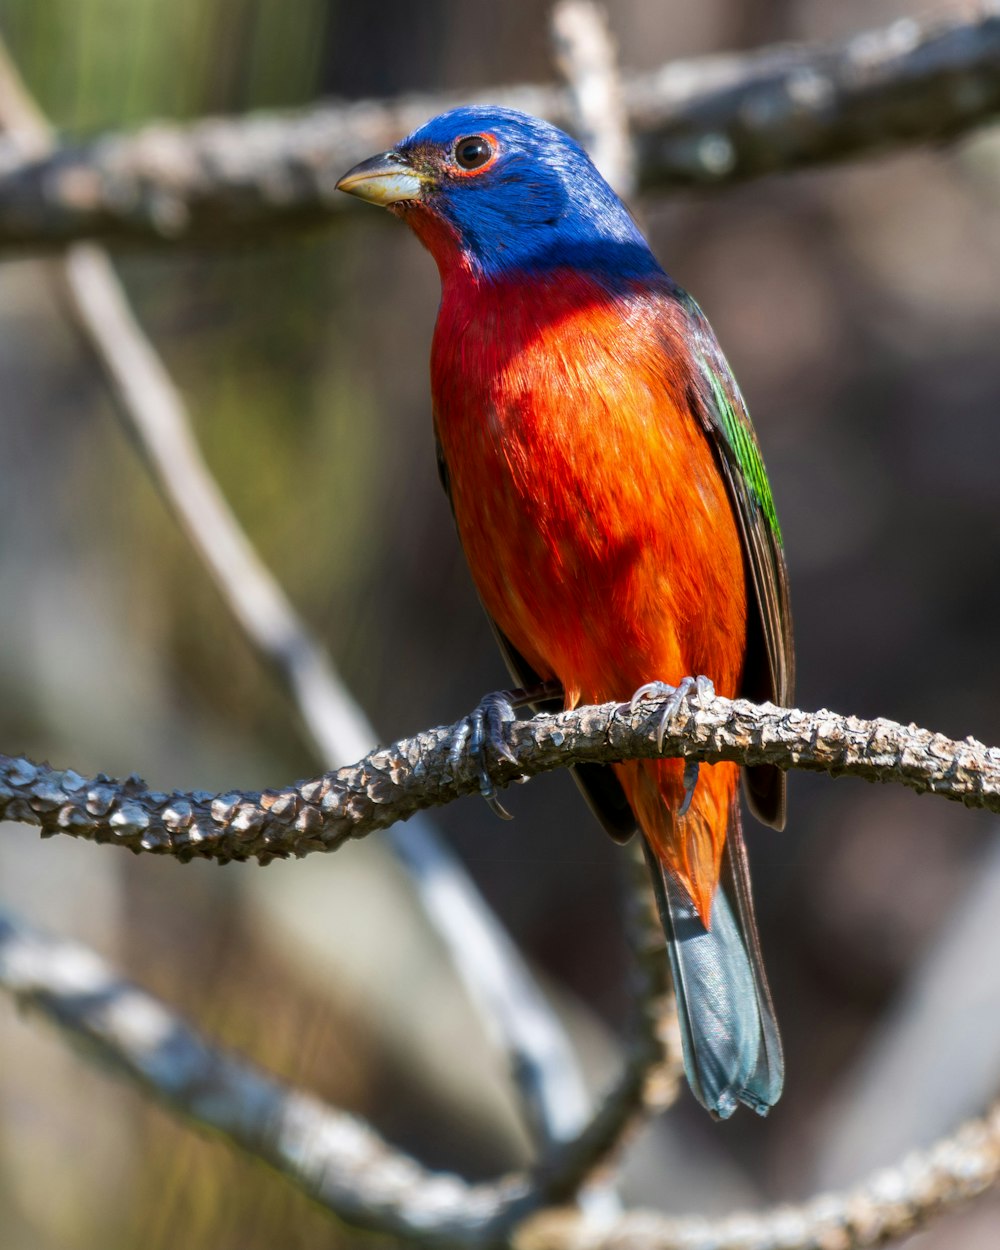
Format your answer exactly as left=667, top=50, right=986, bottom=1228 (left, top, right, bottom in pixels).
left=629, top=675, right=717, bottom=752
left=694, top=674, right=716, bottom=709
left=450, top=691, right=520, bottom=820
left=629, top=679, right=674, bottom=718
left=661, top=675, right=698, bottom=725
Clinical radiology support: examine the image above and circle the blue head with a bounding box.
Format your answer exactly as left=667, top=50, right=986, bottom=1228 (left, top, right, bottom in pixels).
left=337, top=106, right=661, bottom=283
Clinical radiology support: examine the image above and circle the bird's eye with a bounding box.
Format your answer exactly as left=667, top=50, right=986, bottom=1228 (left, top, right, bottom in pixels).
left=453, top=135, right=493, bottom=171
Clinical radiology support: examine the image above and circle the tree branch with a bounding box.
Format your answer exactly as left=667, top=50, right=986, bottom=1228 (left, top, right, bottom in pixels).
left=3, top=692, right=999, bottom=861
left=60, top=239, right=593, bottom=1162
left=515, top=1100, right=1000, bottom=1250
left=552, top=0, right=636, bottom=199
left=5, top=896, right=1000, bottom=1250
left=508, top=842, right=684, bottom=1229
left=629, top=6, right=1000, bottom=188
left=0, top=907, right=523, bottom=1247
left=0, top=9, right=996, bottom=250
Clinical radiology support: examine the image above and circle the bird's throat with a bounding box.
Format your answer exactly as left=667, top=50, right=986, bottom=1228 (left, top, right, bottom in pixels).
left=397, top=201, right=473, bottom=281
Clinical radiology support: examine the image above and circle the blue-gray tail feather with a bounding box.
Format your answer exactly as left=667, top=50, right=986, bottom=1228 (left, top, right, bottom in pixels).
left=642, top=806, right=783, bottom=1119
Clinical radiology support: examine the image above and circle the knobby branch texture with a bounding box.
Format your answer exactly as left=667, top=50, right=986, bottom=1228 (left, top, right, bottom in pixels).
left=3, top=693, right=1000, bottom=863
left=0, top=8, right=997, bottom=249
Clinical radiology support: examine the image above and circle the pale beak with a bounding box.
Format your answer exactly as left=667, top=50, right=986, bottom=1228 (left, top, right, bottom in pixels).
left=335, top=150, right=426, bottom=207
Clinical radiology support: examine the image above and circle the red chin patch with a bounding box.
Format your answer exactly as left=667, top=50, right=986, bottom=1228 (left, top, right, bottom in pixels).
left=396, top=201, right=472, bottom=278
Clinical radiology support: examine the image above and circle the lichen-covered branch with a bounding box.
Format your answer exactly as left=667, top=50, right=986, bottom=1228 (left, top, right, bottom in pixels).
left=3, top=692, right=999, bottom=863
left=0, top=9, right=996, bottom=250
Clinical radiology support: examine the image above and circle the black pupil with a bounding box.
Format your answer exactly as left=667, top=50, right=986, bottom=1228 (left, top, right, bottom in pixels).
left=456, top=136, right=491, bottom=169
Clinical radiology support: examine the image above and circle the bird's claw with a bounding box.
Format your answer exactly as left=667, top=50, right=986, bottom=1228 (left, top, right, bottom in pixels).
left=630, top=675, right=716, bottom=747
left=448, top=691, right=521, bottom=819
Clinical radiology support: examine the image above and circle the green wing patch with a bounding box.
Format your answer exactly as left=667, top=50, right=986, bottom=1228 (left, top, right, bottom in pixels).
left=700, top=356, right=782, bottom=545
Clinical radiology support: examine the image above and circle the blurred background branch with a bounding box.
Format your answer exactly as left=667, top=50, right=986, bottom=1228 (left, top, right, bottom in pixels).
left=552, top=0, right=636, bottom=199
left=0, top=9, right=994, bottom=249
left=517, top=1097, right=1000, bottom=1250
left=0, top=907, right=525, bottom=1245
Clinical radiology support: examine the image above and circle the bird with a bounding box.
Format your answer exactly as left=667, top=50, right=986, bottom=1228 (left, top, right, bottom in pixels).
left=337, top=107, right=794, bottom=1119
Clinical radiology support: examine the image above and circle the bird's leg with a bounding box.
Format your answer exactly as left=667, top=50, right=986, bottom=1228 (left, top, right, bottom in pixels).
left=449, top=692, right=517, bottom=819
left=449, top=682, right=561, bottom=819
left=629, top=675, right=716, bottom=815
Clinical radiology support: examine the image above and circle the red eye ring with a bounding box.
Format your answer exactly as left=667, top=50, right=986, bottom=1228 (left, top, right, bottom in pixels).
left=451, top=133, right=498, bottom=177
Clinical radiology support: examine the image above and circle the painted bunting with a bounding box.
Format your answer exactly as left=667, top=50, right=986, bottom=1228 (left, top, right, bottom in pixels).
left=337, top=108, right=793, bottom=1119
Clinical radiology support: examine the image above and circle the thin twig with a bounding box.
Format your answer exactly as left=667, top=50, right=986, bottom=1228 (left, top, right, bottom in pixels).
left=4, top=693, right=1000, bottom=860
left=0, top=9, right=995, bottom=249
left=505, top=842, right=683, bottom=1232
left=0, top=36, right=593, bottom=1162
left=551, top=0, right=636, bottom=198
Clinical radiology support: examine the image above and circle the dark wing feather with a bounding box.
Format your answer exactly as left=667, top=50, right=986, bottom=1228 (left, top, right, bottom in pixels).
left=435, top=433, right=637, bottom=844
left=680, top=297, right=794, bottom=829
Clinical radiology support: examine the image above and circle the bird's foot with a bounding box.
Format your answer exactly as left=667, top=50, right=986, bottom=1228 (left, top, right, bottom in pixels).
left=449, top=690, right=530, bottom=820
left=629, top=676, right=716, bottom=815
left=630, top=675, right=716, bottom=746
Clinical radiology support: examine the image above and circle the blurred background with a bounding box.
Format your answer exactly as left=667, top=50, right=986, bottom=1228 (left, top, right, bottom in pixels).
left=1, top=1, right=1000, bottom=1247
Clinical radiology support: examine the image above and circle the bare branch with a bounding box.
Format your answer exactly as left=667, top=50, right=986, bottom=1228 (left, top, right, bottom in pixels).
left=0, top=36, right=593, bottom=1163
left=57, top=246, right=595, bottom=1151
left=552, top=0, right=636, bottom=198
left=620, top=842, right=684, bottom=1117
left=3, top=692, right=999, bottom=862
left=0, top=9, right=995, bottom=250
left=628, top=7, right=1000, bottom=187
